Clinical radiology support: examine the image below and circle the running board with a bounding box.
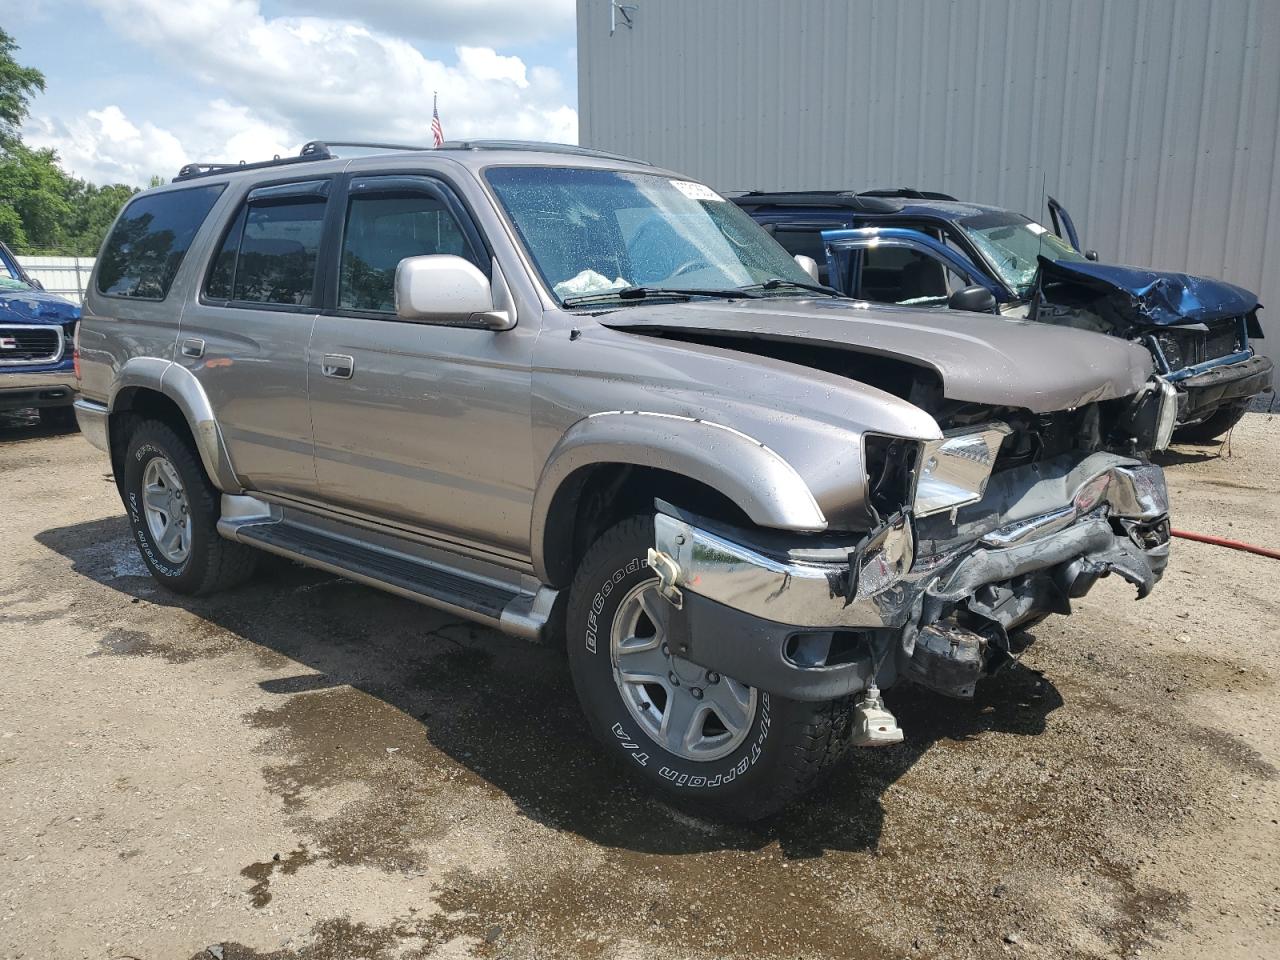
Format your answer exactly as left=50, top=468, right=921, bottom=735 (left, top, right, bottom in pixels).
left=218, top=497, right=556, bottom=641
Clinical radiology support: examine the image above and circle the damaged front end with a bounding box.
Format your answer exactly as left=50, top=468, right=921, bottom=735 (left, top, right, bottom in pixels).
left=646, top=433, right=1170, bottom=734
left=1035, top=257, right=1273, bottom=424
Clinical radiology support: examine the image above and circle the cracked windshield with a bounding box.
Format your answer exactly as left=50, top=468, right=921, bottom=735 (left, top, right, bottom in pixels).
left=485, top=166, right=813, bottom=302
left=960, top=210, right=1086, bottom=297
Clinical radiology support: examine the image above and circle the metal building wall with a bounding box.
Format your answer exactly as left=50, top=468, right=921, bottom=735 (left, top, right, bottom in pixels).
left=578, top=0, right=1280, bottom=354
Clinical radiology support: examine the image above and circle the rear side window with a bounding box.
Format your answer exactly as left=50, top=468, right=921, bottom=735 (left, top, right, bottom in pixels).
left=205, top=194, right=326, bottom=307
left=96, top=184, right=225, bottom=300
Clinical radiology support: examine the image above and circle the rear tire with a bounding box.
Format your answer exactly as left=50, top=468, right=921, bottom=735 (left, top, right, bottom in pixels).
left=121, top=420, right=258, bottom=595
left=566, top=515, right=854, bottom=821
left=1173, top=402, right=1249, bottom=443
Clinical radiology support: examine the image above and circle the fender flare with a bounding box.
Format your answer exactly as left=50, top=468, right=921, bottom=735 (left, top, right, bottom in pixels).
left=530, top=411, right=827, bottom=582
left=109, top=358, right=242, bottom=492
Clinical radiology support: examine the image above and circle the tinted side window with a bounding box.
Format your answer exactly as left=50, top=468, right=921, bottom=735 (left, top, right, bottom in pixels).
left=339, top=193, right=476, bottom=313
left=204, top=198, right=325, bottom=306
left=97, top=184, right=225, bottom=300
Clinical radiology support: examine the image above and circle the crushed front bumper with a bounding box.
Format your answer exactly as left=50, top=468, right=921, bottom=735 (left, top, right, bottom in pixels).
left=651, top=452, right=1170, bottom=702
left=1174, top=354, right=1273, bottom=421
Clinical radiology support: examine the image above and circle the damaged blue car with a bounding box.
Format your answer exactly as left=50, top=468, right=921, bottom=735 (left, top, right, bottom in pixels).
left=732, top=190, right=1273, bottom=441
left=0, top=240, right=80, bottom=427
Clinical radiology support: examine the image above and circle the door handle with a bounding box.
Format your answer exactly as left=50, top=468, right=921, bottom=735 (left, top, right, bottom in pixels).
left=321, top=354, right=354, bottom=379
left=181, top=338, right=205, bottom=358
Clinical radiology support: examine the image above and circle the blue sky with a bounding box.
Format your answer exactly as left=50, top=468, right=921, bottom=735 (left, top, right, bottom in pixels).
left=6, top=0, right=580, bottom=185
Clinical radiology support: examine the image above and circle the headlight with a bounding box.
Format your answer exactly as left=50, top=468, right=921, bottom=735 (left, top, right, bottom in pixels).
left=913, top=423, right=1011, bottom=518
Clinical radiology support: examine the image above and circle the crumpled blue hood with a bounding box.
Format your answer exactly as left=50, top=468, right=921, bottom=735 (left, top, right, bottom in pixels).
left=1039, top=257, right=1258, bottom=326
left=0, top=284, right=80, bottom=325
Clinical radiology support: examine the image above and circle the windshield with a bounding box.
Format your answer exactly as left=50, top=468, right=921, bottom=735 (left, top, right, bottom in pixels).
left=485, top=166, right=813, bottom=303
left=959, top=211, right=1086, bottom=297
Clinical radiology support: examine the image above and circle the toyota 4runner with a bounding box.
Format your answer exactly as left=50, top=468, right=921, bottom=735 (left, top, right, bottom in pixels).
left=75, top=141, right=1176, bottom=820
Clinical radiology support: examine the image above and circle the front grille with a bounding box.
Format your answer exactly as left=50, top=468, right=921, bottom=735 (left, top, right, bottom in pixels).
left=0, top=325, right=63, bottom=364
left=1203, top=321, right=1242, bottom=361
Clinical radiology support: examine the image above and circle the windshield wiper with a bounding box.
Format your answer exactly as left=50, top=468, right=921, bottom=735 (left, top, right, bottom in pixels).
left=562, top=285, right=761, bottom=307
left=739, top=278, right=845, bottom=298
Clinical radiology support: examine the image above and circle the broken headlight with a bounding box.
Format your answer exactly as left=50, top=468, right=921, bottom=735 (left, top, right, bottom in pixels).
left=912, top=423, right=1012, bottom=518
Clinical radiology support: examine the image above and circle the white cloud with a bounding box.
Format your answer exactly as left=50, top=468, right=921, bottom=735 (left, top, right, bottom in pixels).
left=270, top=0, right=577, bottom=47
left=26, top=0, right=578, bottom=185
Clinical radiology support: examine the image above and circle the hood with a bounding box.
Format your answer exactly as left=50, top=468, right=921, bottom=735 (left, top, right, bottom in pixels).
left=1038, top=257, right=1258, bottom=326
left=598, top=297, right=1154, bottom=414
left=0, top=283, right=80, bottom=326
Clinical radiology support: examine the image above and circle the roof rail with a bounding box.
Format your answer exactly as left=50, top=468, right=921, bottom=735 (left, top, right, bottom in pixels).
left=173, top=143, right=334, bottom=183
left=858, top=187, right=959, bottom=202
left=437, top=139, right=652, bottom=165
left=300, top=139, right=433, bottom=155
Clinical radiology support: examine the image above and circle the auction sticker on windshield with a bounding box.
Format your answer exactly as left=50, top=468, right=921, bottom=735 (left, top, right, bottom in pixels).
left=669, top=180, right=724, bottom=202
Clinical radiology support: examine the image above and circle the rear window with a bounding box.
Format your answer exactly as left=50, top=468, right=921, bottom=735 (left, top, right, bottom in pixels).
left=96, top=184, right=225, bottom=300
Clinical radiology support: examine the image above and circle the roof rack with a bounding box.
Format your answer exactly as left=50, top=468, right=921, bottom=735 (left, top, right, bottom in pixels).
left=172, top=140, right=436, bottom=183
left=858, top=187, right=959, bottom=202
left=172, top=138, right=651, bottom=184
left=437, top=139, right=652, bottom=165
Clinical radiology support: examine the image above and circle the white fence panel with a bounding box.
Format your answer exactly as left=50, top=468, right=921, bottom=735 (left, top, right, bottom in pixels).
left=16, top=255, right=95, bottom=305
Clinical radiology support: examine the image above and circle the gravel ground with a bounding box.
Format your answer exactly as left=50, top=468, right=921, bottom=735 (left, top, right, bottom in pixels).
left=1, top=410, right=1278, bottom=960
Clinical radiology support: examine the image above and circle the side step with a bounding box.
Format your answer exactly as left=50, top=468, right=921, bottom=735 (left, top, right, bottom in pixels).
left=221, top=504, right=556, bottom=641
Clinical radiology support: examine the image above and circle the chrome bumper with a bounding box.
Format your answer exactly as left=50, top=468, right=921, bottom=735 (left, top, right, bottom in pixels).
left=654, top=454, right=1170, bottom=632
left=74, top=398, right=110, bottom=452
left=0, top=367, right=78, bottom=410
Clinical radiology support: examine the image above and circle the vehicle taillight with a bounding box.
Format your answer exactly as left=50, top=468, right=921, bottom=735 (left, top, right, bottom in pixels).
left=72, top=322, right=81, bottom=380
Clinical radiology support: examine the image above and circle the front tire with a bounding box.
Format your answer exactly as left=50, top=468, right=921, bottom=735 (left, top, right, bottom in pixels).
left=122, top=420, right=257, bottom=595
left=566, top=515, right=854, bottom=821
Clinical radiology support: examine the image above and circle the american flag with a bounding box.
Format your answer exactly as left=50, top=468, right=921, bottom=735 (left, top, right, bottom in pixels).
left=431, top=93, right=445, bottom=148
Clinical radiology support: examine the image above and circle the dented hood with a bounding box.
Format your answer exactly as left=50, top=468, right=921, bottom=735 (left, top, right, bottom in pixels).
left=0, top=282, right=79, bottom=326
left=1038, top=257, right=1258, bottom=326
left=598, top=297, right=1154, bottom=413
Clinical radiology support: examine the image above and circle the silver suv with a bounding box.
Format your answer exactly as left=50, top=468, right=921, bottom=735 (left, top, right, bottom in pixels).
left=74, top=141, right=1176, bottom=820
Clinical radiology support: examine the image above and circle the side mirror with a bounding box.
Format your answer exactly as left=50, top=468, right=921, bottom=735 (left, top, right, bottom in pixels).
left=1084, top=249, right=1099, bottom=261
left=793, top=254, right=820, bottom=282
left=30, top=278, right=44, bottom=291
left=394, top=255, right=514, bottom=329
left=947, top=284, right=999, bottom=314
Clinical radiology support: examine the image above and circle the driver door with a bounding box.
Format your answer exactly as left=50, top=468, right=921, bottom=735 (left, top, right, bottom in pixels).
left=306, top=173, right=538, bottom=555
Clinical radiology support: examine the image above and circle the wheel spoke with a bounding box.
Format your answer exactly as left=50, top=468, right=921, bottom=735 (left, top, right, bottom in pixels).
left=703, top=679, right=753, bottom=735
left=660, top=689, right=707, bottom=755
left=615, top=636, right=669, bottom=684
left=159, top=520, right=182, bottom=555
left=636, top=586, right=670, bottom=640
left=143, top=482, right=170, bottom=513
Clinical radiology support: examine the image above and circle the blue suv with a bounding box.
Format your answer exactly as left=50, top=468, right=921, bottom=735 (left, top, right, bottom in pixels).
left=733, top=189, right=1272, bottom=442
left=0, top=240, right=80, bottom=427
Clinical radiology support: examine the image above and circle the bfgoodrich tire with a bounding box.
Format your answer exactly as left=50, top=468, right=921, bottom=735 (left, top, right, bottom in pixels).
left=566, top=515, right=854, bottom=821
left=122, top=420, right=257, bottom=595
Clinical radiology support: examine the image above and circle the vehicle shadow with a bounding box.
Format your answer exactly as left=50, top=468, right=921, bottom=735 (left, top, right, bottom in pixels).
left=35, top=515, right=1064, bottom=860
left=1152, top=445, right=1222, bottom=467
left=0, top=408, right=78, bottom=443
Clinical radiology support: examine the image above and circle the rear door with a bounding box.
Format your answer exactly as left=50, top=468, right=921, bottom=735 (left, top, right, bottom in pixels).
left=177, top=178, right=332, bottom=498
left=306, top=172, right=538, bottom=556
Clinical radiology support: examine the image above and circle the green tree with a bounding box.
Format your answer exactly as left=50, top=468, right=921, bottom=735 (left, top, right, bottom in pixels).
left=0, top=30, right=139, bottom=255
left=0, top=27, right=44, bottom=146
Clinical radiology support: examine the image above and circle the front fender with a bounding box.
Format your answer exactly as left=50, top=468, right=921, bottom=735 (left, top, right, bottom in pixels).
left=109, top=358, right=242, bottom=492
left=531, top=410, right=827, bottom=582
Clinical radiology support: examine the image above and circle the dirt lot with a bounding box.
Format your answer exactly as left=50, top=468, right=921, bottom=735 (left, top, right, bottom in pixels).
left=1, top=411, right=1278, bottom=960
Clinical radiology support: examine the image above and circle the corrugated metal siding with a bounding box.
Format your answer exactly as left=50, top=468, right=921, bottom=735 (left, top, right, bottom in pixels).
left=578, top=0, right=1280, bottom=359
left=15, top=256, right=95, bottom=305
